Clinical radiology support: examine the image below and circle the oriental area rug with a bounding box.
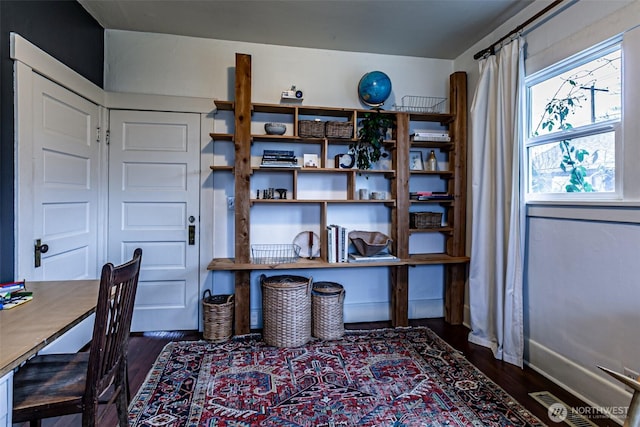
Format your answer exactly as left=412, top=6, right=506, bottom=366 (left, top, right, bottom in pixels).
left=128, top=327, right=545, bottom=427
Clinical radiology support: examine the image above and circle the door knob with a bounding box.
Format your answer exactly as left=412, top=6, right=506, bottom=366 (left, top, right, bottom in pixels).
left=34, top=239, right=49, bottom=268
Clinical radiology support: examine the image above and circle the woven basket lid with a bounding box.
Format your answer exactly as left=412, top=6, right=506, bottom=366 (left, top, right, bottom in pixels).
left=261, top=274, right=310, bottom=287
left=312, top=281, right=344, bottom=296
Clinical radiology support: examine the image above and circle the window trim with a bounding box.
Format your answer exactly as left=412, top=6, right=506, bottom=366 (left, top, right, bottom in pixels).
left=523, top=35, right=623, bottom=202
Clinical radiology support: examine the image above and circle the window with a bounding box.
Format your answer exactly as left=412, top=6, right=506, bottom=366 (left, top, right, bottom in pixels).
left=524, top=38, right=621, bottom=198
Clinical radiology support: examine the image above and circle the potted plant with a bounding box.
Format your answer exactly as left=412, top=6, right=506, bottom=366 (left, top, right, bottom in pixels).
left=351, top=110, right=396, bottom=170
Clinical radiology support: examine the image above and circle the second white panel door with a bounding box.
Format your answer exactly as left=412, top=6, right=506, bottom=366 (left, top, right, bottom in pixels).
left=108, top=110, right=201, bottom=332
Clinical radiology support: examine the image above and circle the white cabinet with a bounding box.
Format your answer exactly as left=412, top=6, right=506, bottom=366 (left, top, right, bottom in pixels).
left=0, top=371, right=12, bottom=427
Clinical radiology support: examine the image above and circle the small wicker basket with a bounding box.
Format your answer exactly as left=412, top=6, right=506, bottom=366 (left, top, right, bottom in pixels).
left=298, top=120, right=326, bottom=138
left=202, top=290, right=234, bottom=342
left=410, top=212, right=443, bottom=229
left=312, top=282, right=345, bottom=340
left=261, top=274, right=312, bottom=347
left=325, top=121, right=354, bottom=139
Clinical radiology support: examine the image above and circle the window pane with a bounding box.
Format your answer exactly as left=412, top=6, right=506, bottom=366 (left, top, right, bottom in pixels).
left=529, top=49, right=621, bottom=138
left=528, top=131, right=615, bottom=193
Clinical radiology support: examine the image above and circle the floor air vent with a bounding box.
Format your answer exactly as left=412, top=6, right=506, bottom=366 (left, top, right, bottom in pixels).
left=529, top=391, right=600, bottom=427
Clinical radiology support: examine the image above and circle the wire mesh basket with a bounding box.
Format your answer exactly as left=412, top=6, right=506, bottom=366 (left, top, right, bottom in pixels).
left=252, top=244, right=301, bottom=264
left=393, top=96, right=447, bottom=113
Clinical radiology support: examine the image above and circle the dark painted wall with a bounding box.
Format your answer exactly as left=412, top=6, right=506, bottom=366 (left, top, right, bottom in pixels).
left=0, top=0, right=104, bottom=281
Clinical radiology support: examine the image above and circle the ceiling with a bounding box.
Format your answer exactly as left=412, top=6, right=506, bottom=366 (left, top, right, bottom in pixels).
left=77, top=0, right=535, bottom=60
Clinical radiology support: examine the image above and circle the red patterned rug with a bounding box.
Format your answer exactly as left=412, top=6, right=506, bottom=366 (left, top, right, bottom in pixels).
left=129, top=327, right=545, bottom=426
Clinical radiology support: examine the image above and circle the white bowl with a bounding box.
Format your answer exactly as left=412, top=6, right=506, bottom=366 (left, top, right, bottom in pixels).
left=265, top=123, right=286, bottom=135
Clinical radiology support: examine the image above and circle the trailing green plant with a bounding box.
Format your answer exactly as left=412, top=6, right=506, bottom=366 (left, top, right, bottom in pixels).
left=535, top=79, right=594, bottom=192
left=351, top=110, right=395, bottom=170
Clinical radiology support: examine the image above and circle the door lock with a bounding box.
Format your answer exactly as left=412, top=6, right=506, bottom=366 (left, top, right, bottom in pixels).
left=188, top=225, right=195, bottom=245
left=34, top=239, right=49, bottom=268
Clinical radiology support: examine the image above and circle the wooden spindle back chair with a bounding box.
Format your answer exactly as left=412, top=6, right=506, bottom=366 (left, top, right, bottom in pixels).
left=12, top=248, right=142, bottom=427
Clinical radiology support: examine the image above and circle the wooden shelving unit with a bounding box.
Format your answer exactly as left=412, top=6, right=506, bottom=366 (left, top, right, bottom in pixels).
left=208, top=53, right=469, bottom=334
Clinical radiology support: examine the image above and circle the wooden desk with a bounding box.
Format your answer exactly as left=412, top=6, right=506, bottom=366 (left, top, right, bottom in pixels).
left=0, top=280, right=99, bottom=377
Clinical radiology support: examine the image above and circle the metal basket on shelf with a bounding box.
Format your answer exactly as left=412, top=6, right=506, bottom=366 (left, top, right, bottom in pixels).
left=393, top=96, right=447, bottom=113
left=251, top=244, right=301, bottom=264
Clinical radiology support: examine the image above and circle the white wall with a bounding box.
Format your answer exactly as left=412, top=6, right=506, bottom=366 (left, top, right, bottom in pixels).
left=105, top=30, right=455, bottom=325
left=105, top=30, right=452, bottom=108
left=454, top=0, right=640, bottom=420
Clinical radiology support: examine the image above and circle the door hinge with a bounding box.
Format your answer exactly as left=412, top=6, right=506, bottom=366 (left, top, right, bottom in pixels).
left=96, top=127, right=110, bottom=145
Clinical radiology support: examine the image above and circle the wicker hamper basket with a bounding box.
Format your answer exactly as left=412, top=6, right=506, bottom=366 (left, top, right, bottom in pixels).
left=311, top=282, right=345, bottom=340
left=261, top=274, right=312, bottom=347
left=202, top=290, right=234, bottom=342
left=325, top=121, right=354, bottom=139
left=410, top=212, right=443, bottom=229
left=298, top=120, right=326, bottom=138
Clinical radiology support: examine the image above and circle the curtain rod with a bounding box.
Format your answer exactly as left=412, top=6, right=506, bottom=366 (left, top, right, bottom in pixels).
left=473, top=0, right=565, bottom=60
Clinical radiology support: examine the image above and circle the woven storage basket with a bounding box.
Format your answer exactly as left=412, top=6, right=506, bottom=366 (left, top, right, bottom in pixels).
left=410, top=212, right=443, bottom=229
left=311, top=282, right=345, bottom=340
left=298, top=120, right=326, bottom=138
left=325, top=121, right=354, bottom=139
left=202, top=290, right=234, bottom=342
left=261, top=274, right=312, bottom=347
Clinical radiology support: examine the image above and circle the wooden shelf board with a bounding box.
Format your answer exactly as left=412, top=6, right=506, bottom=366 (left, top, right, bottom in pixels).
left=210, top=165, right=234, bottom=172
left=408, top=112, right=455, bottom=124
left=252, top=167, right=394, bottom=175
left=410, top=199, right=454, bottom=204
left=250, top=199, right=394, bottom=205
left=214, top=100, right=234, bottom=111
left=251, top=135, right=359, bottom=145
left=210, top=132, right=234, bottom=141
left=410, top=141, right=454, bottom=150
left=410, top=170, right=454, bottom=176
left=207, top=254, right=469, bottom=271
left=209, top=258, right=418, bottom=271
left=252, top=135, right=300, bottom=142
left=252, top=103, right=296, bottom=114
left=299, top=106, right=356, bottom=117
left=409, top=227, right=454, bottom=234
left=407, top=253, right=469, bottom=265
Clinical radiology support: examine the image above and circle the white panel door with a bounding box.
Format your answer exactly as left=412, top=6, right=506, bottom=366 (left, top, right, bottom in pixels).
left=108, top=110, right=200, bottom=332
left=18, top=73, right=101, bottom=281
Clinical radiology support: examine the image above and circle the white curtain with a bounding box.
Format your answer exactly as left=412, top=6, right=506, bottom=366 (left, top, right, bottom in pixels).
left=468, top=38, right=525, bottom=367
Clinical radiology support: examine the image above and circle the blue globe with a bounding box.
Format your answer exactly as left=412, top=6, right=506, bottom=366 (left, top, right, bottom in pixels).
left=358, top=71, right=392, bottom=107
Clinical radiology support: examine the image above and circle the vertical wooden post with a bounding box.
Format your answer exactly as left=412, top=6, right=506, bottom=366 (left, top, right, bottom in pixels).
left=445, top=71, right=468, bottom=325
left=391, top=112, right=410, bottom=326
left=447, top=72, right=467, bottom=258
left=391, top=266, right=409, bottom=326
left=234, top=53, right=252, bottom=334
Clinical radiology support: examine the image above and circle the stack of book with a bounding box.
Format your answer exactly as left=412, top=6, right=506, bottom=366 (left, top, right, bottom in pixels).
left=410, top=191, right=453, bottom=201
left=261, top=149, right=300, bottom=168
left=326, top=224, right=349, bottom=263
left=411, top=131, right=450, bottom=142
left=0, top=280, right=32, bottom=310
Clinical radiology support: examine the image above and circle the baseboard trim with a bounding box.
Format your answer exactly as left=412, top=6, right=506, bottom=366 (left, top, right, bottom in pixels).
left=526, top=338, right=628, bottom=425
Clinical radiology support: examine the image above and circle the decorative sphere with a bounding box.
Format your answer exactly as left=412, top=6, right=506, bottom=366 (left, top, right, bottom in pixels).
left=357, top=71, right=392, bottom=107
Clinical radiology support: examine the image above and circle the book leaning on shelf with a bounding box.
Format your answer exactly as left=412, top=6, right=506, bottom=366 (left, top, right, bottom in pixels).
left=326, top=224, right=349, bottom=263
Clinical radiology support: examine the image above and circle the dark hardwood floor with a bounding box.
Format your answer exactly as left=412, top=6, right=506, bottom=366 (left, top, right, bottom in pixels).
left=27, top=318, right=618, bottom=426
